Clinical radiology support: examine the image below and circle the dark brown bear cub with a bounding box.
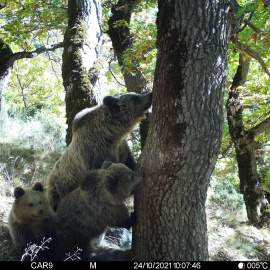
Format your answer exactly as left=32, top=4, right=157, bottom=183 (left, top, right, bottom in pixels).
left=8, top=182, right=55, bottom=260
left=55, top=161, right=144, bottom=260
left=47, top=92, right=152, bottom=210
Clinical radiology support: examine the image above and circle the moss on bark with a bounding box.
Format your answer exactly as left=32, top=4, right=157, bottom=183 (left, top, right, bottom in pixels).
left=62, top=1, right=97, bottom=145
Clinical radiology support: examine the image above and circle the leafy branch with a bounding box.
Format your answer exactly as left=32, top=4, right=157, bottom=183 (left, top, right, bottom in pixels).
left=10, top=42, right=63, bottom=64
left=230, top=35, right=270, bottom=78
left=230, top=0, right=270, bottom=78
left=251, top=116, right=270, bottom=137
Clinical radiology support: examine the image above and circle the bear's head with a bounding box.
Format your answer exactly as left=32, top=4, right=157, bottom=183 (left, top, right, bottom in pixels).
left=103, top=92, right=152, bottom=131
left=101, top=161, right=144, bottom=205
left=12, top=182, right=50, bottom=224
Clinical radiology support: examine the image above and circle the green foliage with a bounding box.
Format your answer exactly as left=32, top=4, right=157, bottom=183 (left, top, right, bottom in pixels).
left=236, top=0, right=264, bottom=17
left=4, top=51, right=64, bottom=117
left=123, top=4, right=157, bottom=85
left=113, top=19, right=130, bottom=29
left=0, top=0, right=67, bottom=51
left=228, top=0, right=270, bottom=121
left=210, top=167, right=245, bottom=212
left=0, top=0, right=66, bottom=198
left=259, top=161, right=270, bottom=193
left=104, top=1, right=157, bottom=87
left=220, top=1, right=270, bottom=193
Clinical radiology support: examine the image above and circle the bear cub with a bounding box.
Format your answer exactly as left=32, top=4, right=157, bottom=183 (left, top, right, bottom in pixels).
left=55, top=161, right=144, bottom=260
left=8, top=182, right=55, bottom=259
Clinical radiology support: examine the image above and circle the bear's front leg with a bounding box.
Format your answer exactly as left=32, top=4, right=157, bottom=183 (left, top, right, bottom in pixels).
left=118, top=139, right=137, bottom=170
left=112, top=205, right=136, bottom=230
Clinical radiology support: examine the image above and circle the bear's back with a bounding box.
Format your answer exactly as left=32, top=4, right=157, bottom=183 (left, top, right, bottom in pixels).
left=72, top=105, right=103, bottom=134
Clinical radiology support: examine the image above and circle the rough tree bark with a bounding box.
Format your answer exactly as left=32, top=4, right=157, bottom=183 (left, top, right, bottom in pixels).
left=0, top=41, right=12, bottom=111
left=132, top=0, right=232, bottom=260
left=226, top=52, right=270, bottom=226
left=0, top=40, right=63, bottom=111
left=62, top=0, right=103, bottom=145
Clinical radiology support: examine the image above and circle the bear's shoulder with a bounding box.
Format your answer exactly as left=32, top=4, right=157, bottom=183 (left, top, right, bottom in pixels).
left=72, top=105, right=103, bottom=133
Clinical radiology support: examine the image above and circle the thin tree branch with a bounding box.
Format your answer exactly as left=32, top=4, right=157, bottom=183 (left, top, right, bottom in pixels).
left=250, top=115, right=270, bottom=136
left=239, top=11, right=255, bottom=33
left=251, top=110, right=270, bottom=125
left=220, top=141, right=233, bottom=157
left=9, top=42, right=63, bottom=65
left=109, top=59, right=126, bottom=88
left=230, top=36, right=270, bottom=78
left=15, top=72, right=28, bottom=110
left=243, top=19, right=262, bottom=33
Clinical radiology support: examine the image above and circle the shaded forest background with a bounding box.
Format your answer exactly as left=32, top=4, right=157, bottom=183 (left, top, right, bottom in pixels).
left=0, top=0, right=270, bottom=261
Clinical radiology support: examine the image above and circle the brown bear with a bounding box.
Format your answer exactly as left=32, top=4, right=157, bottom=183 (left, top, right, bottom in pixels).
left=8, top=182, right=55, bottom=260
left=47, top=92, right=152, bottom=210
left=55, top=161, right=144, bottom=260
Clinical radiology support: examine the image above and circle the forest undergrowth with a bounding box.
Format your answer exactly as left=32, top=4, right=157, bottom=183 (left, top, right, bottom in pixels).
left=0, top=101, right=269, bottom=261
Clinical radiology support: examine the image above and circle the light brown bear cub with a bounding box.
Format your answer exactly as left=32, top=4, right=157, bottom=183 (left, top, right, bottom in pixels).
left=8, top=182, right=55, bottom=257
left=55, top=161, right=144, bottom=260
left=47, top=92, right=152, bottom=210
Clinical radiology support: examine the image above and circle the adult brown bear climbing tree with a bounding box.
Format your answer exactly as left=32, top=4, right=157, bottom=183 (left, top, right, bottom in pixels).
left=47, top=92, right=152, bottom=210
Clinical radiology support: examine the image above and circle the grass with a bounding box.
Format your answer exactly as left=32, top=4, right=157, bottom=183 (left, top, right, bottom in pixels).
left=208, top=214, right=270, bottom=261
left=207, top=177, right=270, bottom=261
left=0, top=101, right=66, bottom=192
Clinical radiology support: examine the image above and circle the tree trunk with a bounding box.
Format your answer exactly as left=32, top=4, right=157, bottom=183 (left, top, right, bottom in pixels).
left=0, top=41, right=13, bottom=111
left=107, top=0, right=151, bottom=148
left=107, top=0, right=149, bottom=94
left=226, top=52, right=270, bottom=226
left=132, top=0, right=231, bottom=261
left=63, top=0, right=103, bottom=145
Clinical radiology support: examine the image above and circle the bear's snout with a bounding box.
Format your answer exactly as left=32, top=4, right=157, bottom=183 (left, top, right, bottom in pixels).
left=140, top=92, right=152, bottom=111
left=142, top=92, right=152, bottom=102
left=33, top=209, right=44, bottom=217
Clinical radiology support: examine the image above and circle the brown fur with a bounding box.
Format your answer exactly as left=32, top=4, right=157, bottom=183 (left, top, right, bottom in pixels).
left=55, top=161, right=143, bottom=260
left=47, top=92, right=152, bottom=210
left=8, top=182, right=55, bottom=257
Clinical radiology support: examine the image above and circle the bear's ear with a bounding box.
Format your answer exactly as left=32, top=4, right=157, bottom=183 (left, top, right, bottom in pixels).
left=14, top=187, right=25, bottom=199
left=102, top=161, right=113, bottom=169
left=103, top=96, right=119, bottom=108
left=32, top=182, right=44, bottom=192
